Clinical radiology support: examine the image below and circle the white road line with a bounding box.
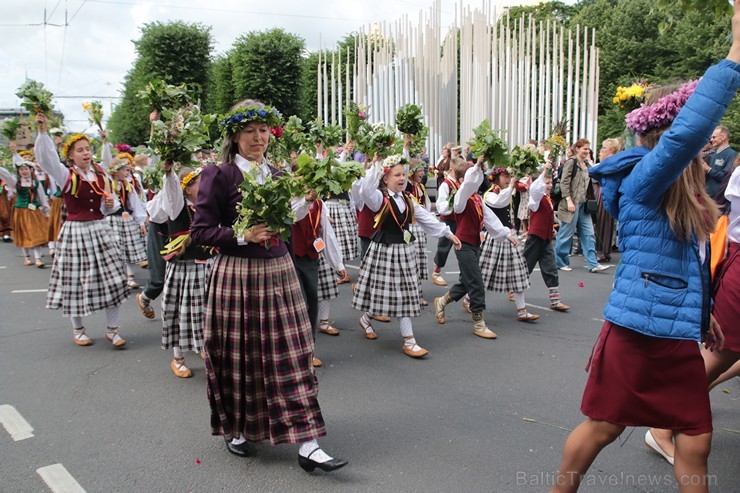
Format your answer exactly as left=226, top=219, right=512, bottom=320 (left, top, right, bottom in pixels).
left=345, top=264, right=360, bottom=270
left=526, top=303, right=554, bottom=311
left=592, top=317, right=606, bottom=323
left=0, top=404, right=35, bottom=441
left=445, top=271, right=460, bottom=275
left=11, top=289, right=48, bottom=293
left=0, top=266, right=7, bottom=269
left=37, top=464, right=86, bottom=493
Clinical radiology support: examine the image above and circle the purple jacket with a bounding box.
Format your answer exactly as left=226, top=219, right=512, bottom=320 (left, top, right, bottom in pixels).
left=190, top=162, right=288, bottom=258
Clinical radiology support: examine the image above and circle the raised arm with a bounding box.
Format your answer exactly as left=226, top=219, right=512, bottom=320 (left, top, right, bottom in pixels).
left=453, top=164, right=483, bottom=214
left=359, top=161, right=384, bottom=212
left=33, top=116, right=70, bottom=189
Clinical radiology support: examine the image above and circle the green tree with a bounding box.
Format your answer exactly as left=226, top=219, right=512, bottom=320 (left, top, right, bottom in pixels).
left=209, top=54, right=235, bottom=115
left=108, top=21, right=213, bottom=145
left=230, top=28, right=305, bottom=117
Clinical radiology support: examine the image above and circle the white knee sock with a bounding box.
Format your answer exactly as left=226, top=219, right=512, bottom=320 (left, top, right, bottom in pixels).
left=32, top=246, right=43, bottom=260
left=173, top=347, right=184, bottom=358
left=318, top=300, right=330, bottom=322
left=22, top=247, right=30, bottom=258
left=70, top=317, right=84, bottom=329
left=126, top=264, right=135, bottom=277
left=299, top=439, right=333, bottom=462
left=400, top=317, right=414, bottom=338
left=513, top=291, right=526, bottom=310
left=105, top=306, right=121, bottom=328
left=49, top=241, right=55, bottom=250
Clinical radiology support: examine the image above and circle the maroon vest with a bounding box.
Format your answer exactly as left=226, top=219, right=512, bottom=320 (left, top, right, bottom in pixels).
left=292, top=200, right=322, bottom=260
left=455, top=193, right=484, bottom=247
left=63, top=168, right=108, bottom=221
left=528, top=194, right=554, bottom=241
left=357, top=205, right=376, bottom=239
left=440, top=178, right=458, bottom=222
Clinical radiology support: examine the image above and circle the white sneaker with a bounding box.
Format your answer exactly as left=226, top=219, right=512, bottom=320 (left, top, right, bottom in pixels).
left=558, top=266, right=572, bottom=272
left=589, top=264, right=611, bottom=273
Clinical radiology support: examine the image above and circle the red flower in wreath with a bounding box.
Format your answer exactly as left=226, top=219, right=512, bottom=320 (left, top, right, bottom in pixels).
left=270, top=126, right=284, bottom=138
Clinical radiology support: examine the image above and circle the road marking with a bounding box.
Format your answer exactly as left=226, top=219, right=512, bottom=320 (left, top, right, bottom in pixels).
left=0, top=404, right=35, bottom=441
left=445, top=271, right=460, bottom=274
left=0, top=266, right=6, bottom=269
left=11, top=289, right=48, bottom=293
left=592, top=317, right=606, bottom=323
left=345, top=264, right=360, bottom=270
left=37, top=464, right=86, bottom=493
left=526, top=303, right=553, bottom=311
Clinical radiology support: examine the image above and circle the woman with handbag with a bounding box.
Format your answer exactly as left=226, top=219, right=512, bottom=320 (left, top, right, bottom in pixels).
left=553, top=139, right=610, bottom=273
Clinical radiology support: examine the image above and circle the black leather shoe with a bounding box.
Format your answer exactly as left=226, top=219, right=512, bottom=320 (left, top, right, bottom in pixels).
left=298, top=449, right=348, bottom=472
left=225, top=438, right=252, bottom=457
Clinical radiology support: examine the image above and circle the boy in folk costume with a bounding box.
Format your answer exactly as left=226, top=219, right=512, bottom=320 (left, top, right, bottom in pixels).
left=474, top=167, right=540, bottom=321
left=291, top=192, right=347, bottom=368
left=34, top=113, right=129, bottom=348
left=434, top=158, right=518, bottom=339
left=431, top=165, right=459, bottom=286
left=522, top=165, right=570, bottom=312
left=0, top=160, right=49, bottom=267
left=405, top=158, right=431, bottom=306
left=157, top=164, right=214, bottom=378
left=352, top=154, right=462, bottom=358
left=107, top=159, right=148, bottom=288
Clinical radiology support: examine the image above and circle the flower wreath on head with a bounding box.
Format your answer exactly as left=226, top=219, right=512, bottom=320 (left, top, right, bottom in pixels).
left=488, top=166, right=510, bottom=182
left=219, top=105, right=282, bottom=135
left=62, top=134, right=90, bottom=159
left=181, top=167, right=203, bottom=190
left=115, top=143, right=133, bottom=155
left=116, top=152, right=135, bottom=166
left=108, top=161, right=129, bottom=174
left=407, top=160, right=425, bottom=175
left=381, top=154, right=410, bottom=174
left=625, top=79, right=699, bottom=136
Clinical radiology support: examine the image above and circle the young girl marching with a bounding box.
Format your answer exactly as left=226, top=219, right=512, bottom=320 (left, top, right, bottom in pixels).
left=522, top=165, right=570, bottom=312
left=291, top=192, right=347, bottom=367
left=157, top=164, right=214, bottom=378
left=107, top=159, right=148, bottom=288
left=405, top=159, right=431, bottom=306
left=34, top=113, right=129, bottom=348
left=433, top=158, right=517, bottom=340
left=0, top=159, right=50, bottom=267
left=352, top=154, right=462, bottom=358
left=477, top=167, right=540, bottom=321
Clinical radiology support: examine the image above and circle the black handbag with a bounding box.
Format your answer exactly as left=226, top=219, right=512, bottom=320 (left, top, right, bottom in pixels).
left=585, top=199, right=599, bottom=215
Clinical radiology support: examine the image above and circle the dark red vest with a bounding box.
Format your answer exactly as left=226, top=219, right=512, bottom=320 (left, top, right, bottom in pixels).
left=292, top=200, right=322, bottom=260
left=63, top=168, right=108, bottom=221
left=357, top=205, right=376, bottom=239
left=455, top=193, right=484, bottom=247
left=528, top=194, right=554, bottom=241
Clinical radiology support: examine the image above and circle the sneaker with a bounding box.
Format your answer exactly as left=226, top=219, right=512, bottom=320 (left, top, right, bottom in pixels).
left=431, top=272, right=447, bottom=286
left=558, top=266, right=572, bottom=272
left=589, top=264, right=611, bottom=273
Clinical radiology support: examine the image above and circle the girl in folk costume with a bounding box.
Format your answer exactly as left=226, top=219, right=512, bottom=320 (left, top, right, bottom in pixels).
left=291, top=192, right=347, bottom=368
left=431, top=165, right=459, bottom=287
left=157, top=164, right=214, bottom=378
left=1, top=159, right=50, bottom=267
left=405, top=158, right=431, bottom=305
left=190, top=100, right=346, bottom=472
left=352, top=154, right=462, bottom=358
left=34, top=113, right=129, bottom=348
left=522, top=166, right=570, bottom=312
left=434, top=158, right=517, bottom=340
left=476, top=167, right=540, bottom=321
left=550, top=20, right=740, bottom=486
left=107, top=159, right=148, bottom=288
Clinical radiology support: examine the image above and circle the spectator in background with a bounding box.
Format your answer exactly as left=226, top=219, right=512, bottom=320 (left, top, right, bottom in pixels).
left=704, top=125, right=736, bottom=197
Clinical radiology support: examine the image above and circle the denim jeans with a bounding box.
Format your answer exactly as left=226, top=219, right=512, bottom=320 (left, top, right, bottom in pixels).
left=554, top=202, right=599, bottom=269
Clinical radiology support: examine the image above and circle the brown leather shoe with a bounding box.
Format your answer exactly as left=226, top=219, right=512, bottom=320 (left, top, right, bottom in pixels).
left=359, top=317, right=377, bottom=340
left=73, top=330, right=93, bottom=346
left=550, top=302, right=570, bottom=312
left=402, top=342, right=429, bottom=358
left=337, top=274, right=351, bottom=284
left=105, top=330, right=127, bottom=348
left=517, top=312, right=541, bottom=322
left=461, top=297, right=472, bottom=314
left=319, top=322, right=340, bottom=336
left=507, top=292, right=515, bottom=302
left=136, top=292, right=155, bottom=320
left=171, top=357, right=192, bottom=378
left=370, top=315, right=390, bottom=323
left=434, top=297, right=446, bottom=324
left=431, top=272, right=447, bottom=286
left=472, top=325, right=498, bottom=339
left=312, top=357, right=323, bottom=367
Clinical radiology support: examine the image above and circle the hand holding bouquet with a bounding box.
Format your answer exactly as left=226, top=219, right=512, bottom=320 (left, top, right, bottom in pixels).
left=468, top=120, right=509, bottom=167
left=16, top=80, right=55, bottom=116
left=83, top=100, right=105, bottom=133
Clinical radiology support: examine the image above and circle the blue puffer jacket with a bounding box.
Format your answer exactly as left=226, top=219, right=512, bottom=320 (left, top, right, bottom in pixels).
left=590, top=59, right=740, bottom=341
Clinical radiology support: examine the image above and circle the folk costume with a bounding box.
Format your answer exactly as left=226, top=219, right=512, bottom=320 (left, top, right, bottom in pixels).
left=46, top=177, right=64, bottom=256
left=522, top=170, right=570, bottom=311
left=136, top=178, right=170, bottom=320
left=351, top=156, right=454, bottom=358
left=433, top=164, right=512, bottom=340
left=431, top=175, right=459, bottom=286
left=35, top=131, right=128, bottom=348
left=0, top=166, right=18, bottom=243
left=10, top=165, right=50, bottom=267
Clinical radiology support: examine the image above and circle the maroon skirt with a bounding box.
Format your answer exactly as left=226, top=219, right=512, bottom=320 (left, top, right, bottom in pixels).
left=581, top=321, right=712, bottom=435
left=713, top=242, right=740, bottom=353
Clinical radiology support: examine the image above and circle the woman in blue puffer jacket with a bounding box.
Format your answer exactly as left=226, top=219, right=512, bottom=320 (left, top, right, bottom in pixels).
left=550, top=5, right=740, bottom=492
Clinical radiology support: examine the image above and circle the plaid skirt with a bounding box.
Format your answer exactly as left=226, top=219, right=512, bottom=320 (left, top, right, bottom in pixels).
left=204, top=253, right=325, bottom=445
left=480, top=233, right=530, bottom=293
left=409, top=222, right=429, bottom=280
left=325, top=200, right=358, bottom=261
left=161, top=259, right=209, bottom=352
left=48, top=196, right=64, bottom=243
left=316, top=254, right=339, bottom=301
left=351, top=241, right=421, bottom=318
left=12, top=207, right=49, bottom=248
left=106, top=214, right=147, bottom=264
left=47, top=220, right=128, bottom=317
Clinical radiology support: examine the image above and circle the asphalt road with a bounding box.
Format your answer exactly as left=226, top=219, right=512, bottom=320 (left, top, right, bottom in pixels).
left=0, top=237, right=737, bottom=493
